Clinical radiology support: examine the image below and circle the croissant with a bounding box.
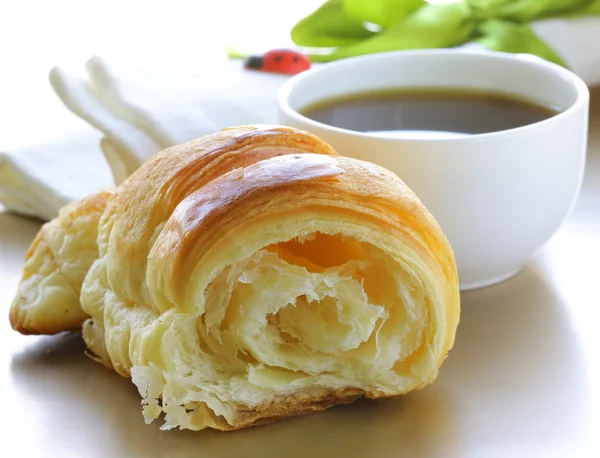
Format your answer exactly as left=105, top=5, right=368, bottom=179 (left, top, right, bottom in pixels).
left=9, top=125, right=459, bottom=431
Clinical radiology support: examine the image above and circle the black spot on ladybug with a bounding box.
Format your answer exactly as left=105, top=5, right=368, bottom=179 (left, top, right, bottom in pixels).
left=293, top=56, right=299, bottom=63
left=274, top=55, right=282, bottom=63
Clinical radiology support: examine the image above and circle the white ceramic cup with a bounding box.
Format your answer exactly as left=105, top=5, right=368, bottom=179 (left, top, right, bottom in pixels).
left=278, top=50, right=589, bottom=290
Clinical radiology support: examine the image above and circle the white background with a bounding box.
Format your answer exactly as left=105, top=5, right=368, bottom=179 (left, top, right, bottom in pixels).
left=0, top=0, right=323, bottom=148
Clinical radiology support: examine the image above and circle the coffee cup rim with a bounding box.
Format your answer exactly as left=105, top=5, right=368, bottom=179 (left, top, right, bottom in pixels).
left=277, top=49, right=589, bottom=142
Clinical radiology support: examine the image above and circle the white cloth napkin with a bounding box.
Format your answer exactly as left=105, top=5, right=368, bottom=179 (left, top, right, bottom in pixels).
left=0, top=58, right=289, bottom=220
left=1, top=15, right=599, bottom=221
left=50, top=57, right=290, bottom=185
left=0, top=130, right=113, bottom=221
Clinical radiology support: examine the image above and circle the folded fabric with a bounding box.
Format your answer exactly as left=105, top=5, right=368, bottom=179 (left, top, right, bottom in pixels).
left=0, top=59, right=290, bottom=220
left=0, top=130, right=112, bottom=221
left=50, top=58, right=290, bottom=185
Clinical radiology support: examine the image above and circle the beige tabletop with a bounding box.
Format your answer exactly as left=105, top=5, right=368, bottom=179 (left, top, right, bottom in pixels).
left=1, top=88, right=599, bottom=458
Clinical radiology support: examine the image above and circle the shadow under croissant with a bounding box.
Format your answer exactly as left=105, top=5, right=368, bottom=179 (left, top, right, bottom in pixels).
left=155, top=389, right=457, bottom=458
left=9, top=333, right=457, bottom=458
left=8, top=262, right=587, bottom=457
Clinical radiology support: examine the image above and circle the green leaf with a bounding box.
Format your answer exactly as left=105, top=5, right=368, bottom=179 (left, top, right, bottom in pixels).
left=342, top=0, right=425, bottom=28
left=476, top=19, right=568, bottom=67
left=291, top=0, right=375, bottom=47
left=468, top=0, right=596, bottom=22
left=567, top=0, right=600, bottom=15
left=588, top=0, right=600, bottom=13
left=308, top=2, right=474, bottom=62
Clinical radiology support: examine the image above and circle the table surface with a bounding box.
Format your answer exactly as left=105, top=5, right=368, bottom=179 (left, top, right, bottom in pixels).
left=1, top=88, right=599, bottom=458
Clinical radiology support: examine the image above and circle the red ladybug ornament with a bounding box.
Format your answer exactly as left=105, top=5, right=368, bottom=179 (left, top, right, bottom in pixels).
left=244, top=48, right=311, bottom=75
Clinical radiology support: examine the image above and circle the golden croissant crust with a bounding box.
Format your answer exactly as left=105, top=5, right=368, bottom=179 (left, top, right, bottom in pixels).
left=10, top=125, right=460, bottom=431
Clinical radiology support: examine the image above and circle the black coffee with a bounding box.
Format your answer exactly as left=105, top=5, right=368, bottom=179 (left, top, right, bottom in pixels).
left=301, top=88, right=559, bottom=138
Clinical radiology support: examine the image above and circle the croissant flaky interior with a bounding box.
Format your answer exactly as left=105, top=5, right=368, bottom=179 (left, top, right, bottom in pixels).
left=10, top=126, right=460, bottom=431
